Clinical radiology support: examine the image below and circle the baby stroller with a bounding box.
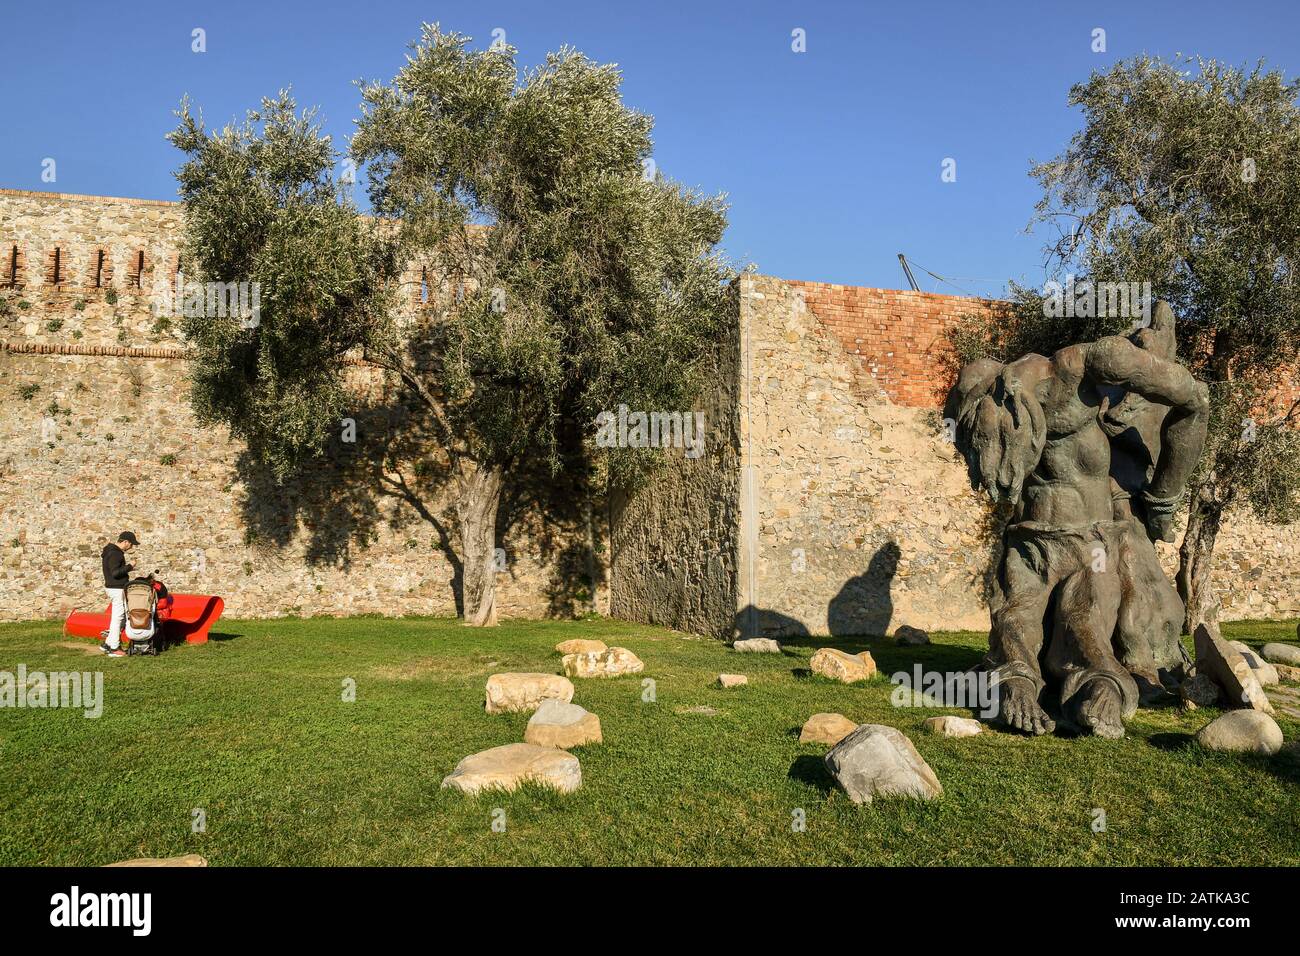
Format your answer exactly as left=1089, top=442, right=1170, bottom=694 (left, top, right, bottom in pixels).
left=123, top=573, right=169, bottom=656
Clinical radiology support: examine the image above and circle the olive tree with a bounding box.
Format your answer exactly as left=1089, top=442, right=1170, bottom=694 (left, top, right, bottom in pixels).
left=170, top=25, right=733, bottom=626
left=167, top=90, right=396, bottom=486
left=952, top=56, right=1300, bottom=630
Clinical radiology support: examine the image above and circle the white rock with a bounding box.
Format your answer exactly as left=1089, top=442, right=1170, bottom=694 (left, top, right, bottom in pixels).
left=810, top=648, right=876, bottom=683
left=1262, top=643, right=1300, bottom=668
left=732, top=638, right=781, bottom=653
left=1195, top=710, right=1284, bottom=755
left=824, top=724, right=942, bottom=804
left=554, top=639, right=607, bottom=655
left=923, top=715, right=983, bottom=738
left=484, top=673, right=574, bottom=714
left=718, top=673, right=748, bottom=688
left=562, top=646, right=644, bottom=678
left=442, top=743, right=582, bottom=795
left=1229, top=641, right=1279, bottom=686
left=524, top=699, right=602, bottom=749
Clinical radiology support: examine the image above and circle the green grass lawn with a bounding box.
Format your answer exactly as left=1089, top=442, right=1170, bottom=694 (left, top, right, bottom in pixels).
left=1, top=615, right=1297, bottom=866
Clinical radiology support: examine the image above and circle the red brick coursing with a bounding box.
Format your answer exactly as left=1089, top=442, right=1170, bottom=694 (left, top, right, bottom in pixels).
left=784, top=279, right=1010, bottom=408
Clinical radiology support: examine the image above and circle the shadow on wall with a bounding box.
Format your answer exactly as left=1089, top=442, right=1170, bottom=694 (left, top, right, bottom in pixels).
left=232, top=386, right=603, bottom=618
left=735, top=540, right=901, bottom=639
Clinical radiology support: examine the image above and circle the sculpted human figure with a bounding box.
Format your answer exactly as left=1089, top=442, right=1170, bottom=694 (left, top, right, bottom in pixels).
left=1096, top=303, right=1195, bottom=699
left=947, top=301, right=1209, bottom=737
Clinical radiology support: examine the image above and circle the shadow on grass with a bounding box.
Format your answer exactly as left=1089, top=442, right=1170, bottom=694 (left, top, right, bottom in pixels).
left=787, top=755, right=836, bottom=795
left=783, top=636, right=984, bottom=674
left=1146, top=730, right=1300, bottom=785
left=1266, top=746, right=1300, bottom=786
left=876, top=645, right=985, bottom=678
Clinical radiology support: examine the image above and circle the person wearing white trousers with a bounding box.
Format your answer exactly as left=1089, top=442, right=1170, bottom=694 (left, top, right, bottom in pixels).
left=101, top=531, right=139, bottom=655
left=104, top=587, right=126, bottom=651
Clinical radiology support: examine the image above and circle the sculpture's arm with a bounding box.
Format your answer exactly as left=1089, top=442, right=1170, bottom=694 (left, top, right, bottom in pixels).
left=1084, top=336, right=1210, bottom=540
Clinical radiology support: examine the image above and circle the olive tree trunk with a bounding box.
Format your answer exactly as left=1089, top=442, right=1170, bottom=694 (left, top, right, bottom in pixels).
left=1176, top=484, right=1225, bottom=634
left=458, top=462, right=504, bottom=627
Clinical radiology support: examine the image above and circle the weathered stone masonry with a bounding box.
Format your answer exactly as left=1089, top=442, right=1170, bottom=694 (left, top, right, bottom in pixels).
left=1, top=189, right=604, bottom=622
left=4, top=189, right=1297, bottom=631
left=613, top=274, right=1300, bottom=638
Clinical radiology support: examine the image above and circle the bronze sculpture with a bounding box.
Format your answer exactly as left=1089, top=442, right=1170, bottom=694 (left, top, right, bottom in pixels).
left=946, top=302, right=1209, bottom=738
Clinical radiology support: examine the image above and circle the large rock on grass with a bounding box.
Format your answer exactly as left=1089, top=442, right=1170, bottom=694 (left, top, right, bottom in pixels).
left=894, top=625, right=930, bottom=646
left=562, top=646, right=644, bottom=679
left=824, top=724, right=942, bottom=804
left=718, top=674, right=748, bottom=688
left=484, top=673, right=574, bottom=714
left=554, top=639, right=607, bottom=655
left=1194, top=624, right=1273, bottom=714
left=442, top=743, right=582, bottom=795
left=1195, top=710, right=1283, bottom=756
left=524, top=699, right=602, bottom=749
left=1262, top=643, right=1300, bottom=668
left=1228, top=641, right=1279, bottom=686
left=800, top=713, right=858, bottom=745
left=732, top=638, right=782, bottom=654
left=810, top=648, right=876, bottom=684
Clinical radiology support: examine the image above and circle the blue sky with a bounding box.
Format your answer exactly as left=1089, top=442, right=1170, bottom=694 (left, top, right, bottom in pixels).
left=2, top=0, right=1297, bottom=292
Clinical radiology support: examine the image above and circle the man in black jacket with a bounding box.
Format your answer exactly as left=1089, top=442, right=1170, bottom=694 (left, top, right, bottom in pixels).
left=101, top=531, right=139, bottom=657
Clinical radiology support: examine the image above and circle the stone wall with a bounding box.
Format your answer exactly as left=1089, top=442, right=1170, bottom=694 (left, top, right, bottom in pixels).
left=3, top=189, right=1296, bottom=631
left=608, top=311, right=743, bottom=638
left=734, top=275, right=996, bottom=635
left=0, top=189, right=606, bottom=622
left=617, top=273, right=1300, bottom=638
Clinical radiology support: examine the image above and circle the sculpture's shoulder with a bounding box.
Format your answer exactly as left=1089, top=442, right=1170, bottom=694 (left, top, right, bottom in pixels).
left=1079, top=334, right=1140, bottom=363
left=1008, top=352, right=1055, bottom=377
left=1006, top=352, right=1060, bottom=398
left=1047, top=341, right=1092, bottom=377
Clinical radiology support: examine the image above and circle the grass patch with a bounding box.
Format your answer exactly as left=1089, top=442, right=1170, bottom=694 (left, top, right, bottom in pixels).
left=0, top=616, right=1297, bottom=866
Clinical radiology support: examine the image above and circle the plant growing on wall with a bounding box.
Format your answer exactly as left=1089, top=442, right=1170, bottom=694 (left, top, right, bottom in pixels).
left=953, top=56, right=1300, bottom=631
left=170, top=24, right=733, bottom=626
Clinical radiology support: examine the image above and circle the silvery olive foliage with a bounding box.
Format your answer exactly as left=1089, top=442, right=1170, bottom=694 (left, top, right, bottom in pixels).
left=168, top=25, right=735, bottom=624
left=168, top=92, right=397, bottom=483
left=167, top=92, right=398, bottom=483
left=351, top=24, right=735, bottom=487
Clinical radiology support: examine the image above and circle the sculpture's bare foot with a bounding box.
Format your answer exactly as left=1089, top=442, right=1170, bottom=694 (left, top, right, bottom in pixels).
left=1074, top=678, right=1125, bottom=739
left=998, top=679, right=1055, bottom=735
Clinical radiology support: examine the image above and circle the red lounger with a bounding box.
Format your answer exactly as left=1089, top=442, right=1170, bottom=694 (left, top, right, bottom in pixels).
left=64, top=593, right=225, bottom=645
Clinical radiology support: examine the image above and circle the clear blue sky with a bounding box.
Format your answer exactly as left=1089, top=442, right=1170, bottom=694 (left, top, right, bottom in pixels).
left=2, top=0, right=1297, bottom=292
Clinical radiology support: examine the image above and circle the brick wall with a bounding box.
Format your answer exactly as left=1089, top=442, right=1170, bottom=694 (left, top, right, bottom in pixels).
left=785, top=280, right=1010, bottom=408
